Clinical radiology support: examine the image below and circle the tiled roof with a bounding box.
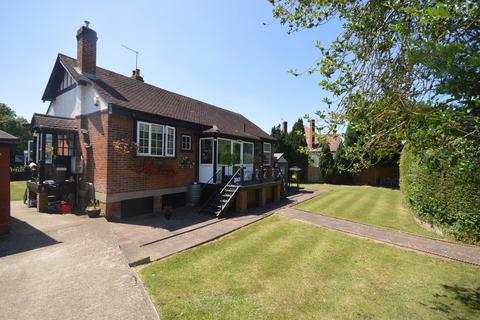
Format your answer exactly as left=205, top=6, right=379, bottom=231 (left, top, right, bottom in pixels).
left=0, top=129, right=19, bottom=144
left=31, top=113, right=77, bottom=131
left=56, top=54, right=274, bottom=141
left=304, top=125, right=341, bottom=152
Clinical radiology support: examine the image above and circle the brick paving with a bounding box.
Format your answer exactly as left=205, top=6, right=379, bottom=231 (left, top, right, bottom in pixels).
left=279, top=206, right=480, bottom=266
left=112, top=206, right=277, bottom=265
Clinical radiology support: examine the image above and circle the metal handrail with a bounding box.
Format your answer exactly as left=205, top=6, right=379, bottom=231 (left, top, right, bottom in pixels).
left=203, top=168, right=223, bottom=185
left=199, top=166, right=243, bottom=213
left=199, top=168, right=228, bottom=211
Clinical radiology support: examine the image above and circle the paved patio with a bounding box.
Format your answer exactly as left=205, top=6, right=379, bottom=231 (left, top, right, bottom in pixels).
left=0, top=202, right=159, bottom=320
left=111, top=190, right=326, bottom=265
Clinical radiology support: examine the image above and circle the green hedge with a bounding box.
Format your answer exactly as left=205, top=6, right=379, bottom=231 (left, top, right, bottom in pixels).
left=400, top=144, right=480, bottom=243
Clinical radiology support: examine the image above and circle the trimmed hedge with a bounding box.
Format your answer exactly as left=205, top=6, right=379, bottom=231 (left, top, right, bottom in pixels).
left=400, top=144, right=480, bottom=243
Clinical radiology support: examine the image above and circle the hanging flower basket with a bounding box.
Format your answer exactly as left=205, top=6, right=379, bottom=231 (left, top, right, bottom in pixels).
left=180, top=157, right=195, bottom=169
left=112, top=138, right=139, bottom=155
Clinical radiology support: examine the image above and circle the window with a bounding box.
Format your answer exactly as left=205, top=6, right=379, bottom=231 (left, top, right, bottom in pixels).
left=136, top=121, right=175, bottom=157
left=57, top=134, right=74, bottom=156
left=45, top=134, right=53, bottom=164
left=243, top=143, right=254, bottom=164
left=200, top=139, right=213, bottom=164
left=263, top=142, right=272, bottom=166
left=218, top=139, right=232, bottom=165
left=150, top=124, right=164, bottom=156
left=181, top=135, right=191, bottom=151
left=166, top=127, right=175, bottom=156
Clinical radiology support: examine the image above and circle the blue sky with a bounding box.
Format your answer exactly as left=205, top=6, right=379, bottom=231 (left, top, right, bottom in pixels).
left=0, top=0, right=341, bottom=133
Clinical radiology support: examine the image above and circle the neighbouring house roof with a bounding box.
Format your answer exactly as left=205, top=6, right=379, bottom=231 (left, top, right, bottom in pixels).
left=31, top=113, right=78, bottom=132
left=274, top=153, right=288, bottom=163
left=42, top=54, right=274, bottom=141
left=0, top=130, right=20, bottom=144
left=304, top=125, right=341, bottom=153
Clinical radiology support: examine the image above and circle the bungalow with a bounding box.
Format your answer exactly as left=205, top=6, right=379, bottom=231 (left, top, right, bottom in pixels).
left=30, top=23, right=281, bottom=219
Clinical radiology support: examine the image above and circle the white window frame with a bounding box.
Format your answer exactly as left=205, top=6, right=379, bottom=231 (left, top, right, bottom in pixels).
left=165, top=126, right=176, bottom=157
left=263, top=142, right=272, bottom=166
left=136, top=121, right=176, bottom=157
left=181, top=134, right=192, bottom=151
left=242, top=142, right=254, bottom=165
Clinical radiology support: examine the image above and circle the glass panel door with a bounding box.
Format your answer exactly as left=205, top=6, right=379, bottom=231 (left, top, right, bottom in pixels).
left=199, top=138, right=214, bottom=183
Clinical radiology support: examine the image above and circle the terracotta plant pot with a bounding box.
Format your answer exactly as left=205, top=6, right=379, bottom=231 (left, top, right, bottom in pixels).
left=58, top=202, right=73, bottom=214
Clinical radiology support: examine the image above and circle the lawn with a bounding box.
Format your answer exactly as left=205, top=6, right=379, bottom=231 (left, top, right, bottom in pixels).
left=10, top=180, right=26, bottom=201
left=140, top=215, right=480, bottom=320
left=297, top=184, right=441, bottom=238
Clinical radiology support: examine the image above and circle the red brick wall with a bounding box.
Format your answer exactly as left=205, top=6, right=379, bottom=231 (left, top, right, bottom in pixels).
left=77, top=111, right=109, bottom=193
left=107, top=114, right=198, bottom=194
left=0, top=145, right=11, bottom=234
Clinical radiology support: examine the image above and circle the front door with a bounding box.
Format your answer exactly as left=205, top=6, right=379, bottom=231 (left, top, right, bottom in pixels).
left=199, top=138, right=214, bottom=183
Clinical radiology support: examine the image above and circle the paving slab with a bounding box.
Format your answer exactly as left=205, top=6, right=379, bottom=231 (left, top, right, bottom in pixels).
left=111, top=207, right=274, bottom=264
left=279, top=206, right=480, bottom=266
left=0, top=202, right=159, bottom=320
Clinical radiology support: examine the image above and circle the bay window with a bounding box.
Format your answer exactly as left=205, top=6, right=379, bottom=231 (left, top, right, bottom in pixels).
left=137, top=121, right=175, bottom=157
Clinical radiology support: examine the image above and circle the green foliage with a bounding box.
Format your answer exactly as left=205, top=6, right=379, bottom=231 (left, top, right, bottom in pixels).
left=270, top=0, right=480, bottom=171
left=317, top=139, right=334, bottom=179
left=0, top=103, right=30, bottom=154
left=400, top=144, right=480, bottom=243
left=271, top=0, right=480, bottom=241
left=271, top=118, right=309, bottom=179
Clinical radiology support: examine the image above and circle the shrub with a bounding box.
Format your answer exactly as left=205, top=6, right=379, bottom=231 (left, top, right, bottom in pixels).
left=400, top=144, right=480, bottom=243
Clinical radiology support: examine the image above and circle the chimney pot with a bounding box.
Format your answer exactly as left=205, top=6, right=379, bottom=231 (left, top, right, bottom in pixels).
left=76, top=24, right=97, bottom=75
left=282, top=121, right=288, bottom=134
left=131, top=69, right=144, bottom=82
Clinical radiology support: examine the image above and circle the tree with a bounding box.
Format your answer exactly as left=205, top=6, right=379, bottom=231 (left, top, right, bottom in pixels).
left=317, top=139, right=334, bottom=181
left=269, top=0, right=480, bottom=175
left=271, top=118, right=309, bottom=180
left=0, top=103, right=30, bottom=154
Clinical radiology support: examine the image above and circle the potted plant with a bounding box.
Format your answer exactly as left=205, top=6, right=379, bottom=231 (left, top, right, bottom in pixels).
left=112, top=138, right=138, bottom=155
left=180, top=156, right=194, bottom=169
left=86, top=199, right=101, bottom=218
left=58, top=201, right=73, bottom=214
left=163, top=205, right=173, bottom=220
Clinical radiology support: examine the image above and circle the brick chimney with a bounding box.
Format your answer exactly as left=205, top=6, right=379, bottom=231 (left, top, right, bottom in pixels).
left=282, top=121, right=288, bottom=134
left=310, top=119, right=315, bottom=146
left=131, top=69, right=144, bottom=82
left=76, top=21, right=97, bottom=75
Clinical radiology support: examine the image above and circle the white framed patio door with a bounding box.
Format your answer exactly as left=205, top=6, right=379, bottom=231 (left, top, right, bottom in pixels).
left=199, top=138, right=214, bottom=183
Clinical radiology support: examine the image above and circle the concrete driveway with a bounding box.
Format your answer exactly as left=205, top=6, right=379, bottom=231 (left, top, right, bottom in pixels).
left=0, top=202, right=159, bottom=320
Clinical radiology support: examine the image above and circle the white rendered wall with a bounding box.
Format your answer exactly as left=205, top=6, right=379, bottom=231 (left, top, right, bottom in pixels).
left=47, top=84, right=108, bottom=118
